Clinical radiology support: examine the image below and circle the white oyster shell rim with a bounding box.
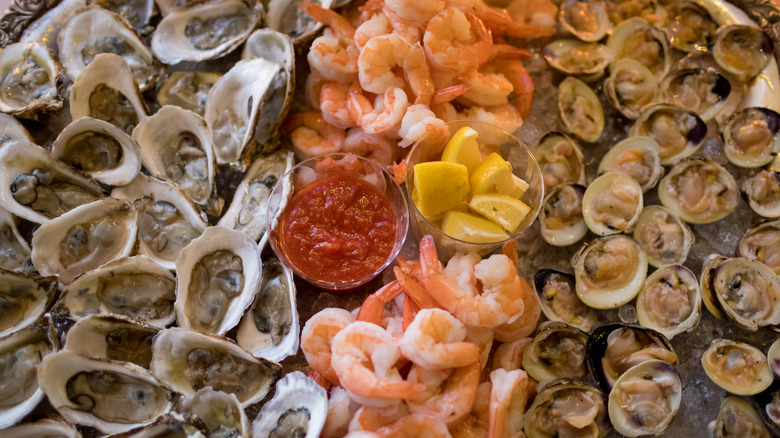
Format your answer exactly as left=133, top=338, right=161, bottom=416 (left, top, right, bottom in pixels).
left=252, top=371, right=328, bottom=438
left=0, top=42, right=62, bottom=118
left=0, top=324, right=53, bottom=429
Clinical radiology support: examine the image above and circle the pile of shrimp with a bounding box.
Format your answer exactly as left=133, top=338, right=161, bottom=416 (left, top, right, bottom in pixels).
left=302, top=235, right=542, bottom=437
left=285, top=0, right=557, bottom=166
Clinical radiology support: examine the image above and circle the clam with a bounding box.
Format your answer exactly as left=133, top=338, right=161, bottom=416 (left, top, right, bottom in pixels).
left=753, top=381, right=780, bottom=436
left=712, top=24, right=774, bottom=83
left=603, top=59, right=659, bottom=119
left=722, top=107, right=780, bottom=168
left=709, top=397, right=771, bottom=438
left=265, top=0, right=335, bottom=43
left=607, top=17, right=671, bottom=78
left=38, top=350, right=175, bottom=434
left=636, top=264, right=700, bottom=339
left=150, top=327, right=282, bottom=407
left=702, top=339, right=773, bottom=396
left=586, top=324, right=677, bottom=392
left=597, top=136, right=662, bottom=193
left=522, top=322, right=589, bottom=382
left=252, top=371, right=328, bottom=438
left=604, top=0, right=665, bottom=26
left=62, top=314, right=158, bottom=369
left=768, top=338, right=780, bottom=377
left=743, top=171, right=780, bottom=218
left=629, top=103, right=707, bottom=165
left=632, top=205, right=694, bottom=268
left=0, top=271, right=56, bottom=337
left=659, top=68, right=731, bottom=122
left=572, top=235, right=647, bottom=309
left=0, top=206, right=32, bottom=271
left=533, top=132, right=587, bottom=190
left=31, top=198, right=137, bottom=285
left=0, top=417, right=81, bottom=438
left=539, top=183, right=587, bottom=247
left=523, top=379, right=610, bottom=438
left=535, top=269, right=598, bottom=332
left=0, top=140, right=104, bottom=225
left=582, top=172, right=643, bottom=236
left=179, top=387, right=250, bottom=438
left=658, top=158, right=739, bottom=224
left=0, top=113, right=33, bottom=144
left=608, top=360, right=681, bottom=437
left=0, top=42, right=62, bottom=120
left=557, top=76, right=604, bottom=143
left=53, top=255, right=176, bottom=328
left=558, top=0, right=611, bottom=42
left=87, top=0, right=155, bottom=33
left=662, top=1, right=717, bottom=52
left=544, top=39, right=613, bottom=80
left=50, top=117, right=142, bottom=187
left=737, top=219, right=780, bottom=275
left=157, top=71, right=222, bottom=117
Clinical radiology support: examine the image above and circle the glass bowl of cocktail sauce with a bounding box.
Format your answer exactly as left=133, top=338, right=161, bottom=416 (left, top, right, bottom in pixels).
left=266, top=153, right=409, bottom=290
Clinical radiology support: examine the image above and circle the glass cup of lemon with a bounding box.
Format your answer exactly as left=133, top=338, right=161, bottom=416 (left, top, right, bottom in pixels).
left=405, top=120, right=544, bottom=259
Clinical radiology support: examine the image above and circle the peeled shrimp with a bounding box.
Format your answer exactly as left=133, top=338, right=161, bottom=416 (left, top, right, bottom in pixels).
left=494, top=59, right=534, bottom=119
left=373, top=414, right=453, bottom=438
left=407, top=362, right=480, bottom=426
left=348, top=83, right=409, bottom=134
left=331, top=321, right=425, bottom=405
left=287, top=111, right=345, bottom=159
left=397, top=104, right=449, bottom=148
left=321, top=81, right=358, bottom=129
left=354, top=12, right=392, bottom=50
left=343, top=127, right=400, bottom=166
left=458, top=65, right=514, bottom=107
left=466, top=325, right=495, bottom=370
left=423, top=8, right=492, bottom=74
left=358, top=34, right=409, bottom=94
left=302, top=0, right=360, bottom=82
left=400, top=308, right=480, bottom=369
left=490, top=337, right=533, bottom=372
left=385, top=0, right=446, bottom=25
left=323, top=387, right=361, bottom=438
left=451, top=382, right=491, bottom=438
left=300, top=307, right=356, bottom=387
left=488, top=368, right=529, bottom=438
left=349, top=402, right=411, bottom=432
left=493, top=284, right=540, bottom=343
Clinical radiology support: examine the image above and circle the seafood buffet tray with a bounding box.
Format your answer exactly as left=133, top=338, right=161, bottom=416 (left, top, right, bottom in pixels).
left=4, top=0, right=780, bottom=436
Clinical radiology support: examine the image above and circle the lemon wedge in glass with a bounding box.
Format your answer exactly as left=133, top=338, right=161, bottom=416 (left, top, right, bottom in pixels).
left=441, top=126, right=482, bottom=175
left=412, top=162, right=470, bottom=217
left=442, top=210, right=510, bottom=243
left=469, top=192, right=530, bottom=233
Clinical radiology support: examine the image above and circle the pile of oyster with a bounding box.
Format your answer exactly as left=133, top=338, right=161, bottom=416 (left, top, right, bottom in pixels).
left=0, top=0, right=338, bottom=435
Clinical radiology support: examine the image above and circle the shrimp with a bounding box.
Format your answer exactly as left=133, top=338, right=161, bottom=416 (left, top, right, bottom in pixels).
left=407, top=363, right=480, bottom=427
left=306, top=70, right=328, bottom=109
left=343, top=127, right=400, bottom=166
left=358, top=34, right=408, bottom=94
left=419, top=235, right=528, bottom=328
left=423, top=8, right=492, bottom=74
left=446, top=0, right=555, bottom=39
left=394, top=264, right=440, bottom=309
left=321, top=81, right=358, bottom=129
left=458, top=104, right=525, bottom=137
left=301, top=0, right=360, bottom=83
left=354, top=12, right=392, bottom=50
left=331, top=321, right=426, bottom=405
left=349, top=402, right=411, bottom=432
left=490, top=337, right=533, bottom=372
left=373, top=414, right=453, bottom=438
left=404, top=42, right=435, bottom=106
left=493, top=284, right=540, bottom=343
left=488, top=368, right=530, bottom=438
left=506, top=0, right=558, bottom=28
left=494, top=60, right=533, bottom=119
left=400, top=308, right=480, bottom=369
left=397, top=104, right=449, bottom=148
left=286, top=111, right=345, bottom=159
left=385, top=0, right=446, bottom=25
left=458, top=66, right=514, bottom=107
left=323, top=387, right=361, bottom=438
left=300, top=307, right=356, bottom=387
left=348, top=83, right=409, bottom=134
left=466, top=325, right=494, bottom=371
left=358, top=280, right=407, bottom=326
left=451, top=382, right=491, bottom=438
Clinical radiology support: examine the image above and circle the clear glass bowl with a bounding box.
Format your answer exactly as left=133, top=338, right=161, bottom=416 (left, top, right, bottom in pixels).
left=405, top=120, right=544, bottom=259
left=267, top=153, right=409, bottom=290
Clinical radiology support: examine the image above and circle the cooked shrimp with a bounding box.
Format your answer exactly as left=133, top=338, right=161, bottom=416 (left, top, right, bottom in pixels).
left=394, top=264, right=440, bottom=309
left=354, top=12, right=392, bottom=50
left=488, top=368, right=529, bottom=438
left=323, top=387, right=361, bottom=438
left=306, top=70, right=328, bottom=109
left=493, top=284, right=540, bottom=343
left=348, top=83, right=409, bottom=134
left=423, top=8, right=492, bottom=74
left=382, top=7, right=425, bottom=44
left=407, top=362, right=480, bottom=426
left=490, top=337, right=533, bottom=372
left=331, top=321, right=426, bottom=405
left=300, top=307, right=356, bottom=387
left=373, top=413, right=453, bottom=438
left=397, top=104, right=449, bottom=148
left=358, top=34, right=408, bottom=94
left=321, top=81, right=358, bottom=129
left=403, top=294, right=421, bottom=330
left=358, top=280, right=407, bottom=326
left=404, top=42, right=436, bottom=106
left=446, top=0, right=555, bottom=39
left=400, top=308, right=480, bottom=369
left=451, top=382, right=491, bottom=438
left=286, top=111, right=345, bottom=159
left=343, top=127, right=400, bottom=166
left=466, top=325, right=494, bottom=370
left=301, top=1, right=360, bottom=83
left=350, top=402, right=411, bottom=432
left=458, top=66, right=514, bottom=107
left=458, top=104, right=525, bottom=136
left=506, top=0, right=558, bottom=28
left=494, top=59, right=533, bottom=119
left=386, top=0, right=446, bottom=25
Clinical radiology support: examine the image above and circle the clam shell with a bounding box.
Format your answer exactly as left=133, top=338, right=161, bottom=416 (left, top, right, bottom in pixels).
left=658, top=158, right=739, bottom=224
left=539, top=183, right=587, bottom=247
left=582, top=172, right=643, bottom=236
left=635, top=264, right=700, bottom=339
left=710, top=397, right=771, bottom=438
left=662, top=1, right=716, bottom=52
left=632, top=205, right=694, bottom=268
left=572, top=235, right=647, bottom=309
left=722, top=107, right=780, bottom=168
left=737, top=219, right=780, bottom=275
left=523, top=378, right=610, bottom=438
left=629, top=103, right=707, bottom=165
left=744, top=171, right=780, bottom=218
left=252, top=371, right=328, bottom=438
left=535, top=268, right=597, bottom=332
left=707, top=257, right=780, bottom=331
left=557, top=76, right=604, bottom=143
left=604, top=59, right=659, bottom=120
left=712, top=24, right=774, bottom=83
left=702, top=339, right=772, bottom=396
left=522, top=321, right=589, bottom=383
left=607, top=17, right=671, bottom=78
left=597, top=136, right=662, bottom=193
left=659, top=68, right=731, bottom=122
left=534, top=132, right=587, bottom=189
left=543, top=39, right=613, bottom=79
left=558, top=0, right=611, bottom=42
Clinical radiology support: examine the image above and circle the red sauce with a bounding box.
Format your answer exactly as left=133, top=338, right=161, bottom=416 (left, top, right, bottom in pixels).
left=278, top=174, right=397, bottom=285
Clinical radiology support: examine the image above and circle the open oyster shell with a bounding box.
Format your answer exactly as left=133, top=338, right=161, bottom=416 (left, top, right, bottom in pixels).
left=157, top=72, right=222, bottom=117
left=710, top=396, right=771, bottom=438
left=629, top=103, right=707, bottom=165
left=63, top=314, right=158, bottom=369
left=557, top=76, right=604, bottom=143
left=636, top=264, right=700, bottom=339
left=743, top=171, right=780, bottom=218
left=0, top=417, right=81, bottom=438
left=265, top=0, right=335, bottom=43
left=658, top=158, right=739, bottom=224
left=0, top=271, right=56, bottom=337
left=712, top=24, right=774, bottom=83
left=582, top=171, right=643, bottom=236
left=107, top=413, right=206, bottom=438
left=0, top=113, right=32, bottom=144
left=702, top=339, right=773, bottom=396
left=87, top=0, right=155, bottom=34
left=597, top=136, right=662, bottom=193
left=607, top=17, right=671, bottom=78
left=179, top=387, right=249, bottom=438
left=737, top=219, right=780, bottom=275
left=572, top=235, right=647, bottom=309
left=523, top=379, right=610, bottom=438
left=252, top=371, right=328, bottom=438
left=0, top=206, right=32, bottom=271
left=535, top=269, right=597, bottom=332
left=632, top=205, right=694, bottom=268
left=0, top=42, right=62, bottom=120
left=722, top=107, right=780, bottom=168
left=539, top=183, right=587, bottom=247
left=522, top=321, right=589, bottom=382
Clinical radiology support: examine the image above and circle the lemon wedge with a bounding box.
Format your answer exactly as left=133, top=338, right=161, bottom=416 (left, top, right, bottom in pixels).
left=496, top=173, right=530, bottom=199
left=412, top=162, right=470, bottom=217
left=470, top=152, right=514, bottom=195
left=469, top=192, right=531, bottom=233
left=441, top=126, right=482, bottom=175
left=442, top=210, right=510, bottom=243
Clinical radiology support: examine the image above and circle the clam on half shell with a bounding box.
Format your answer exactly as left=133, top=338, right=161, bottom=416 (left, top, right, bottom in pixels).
left=722, top=107, right=780, bottom=168
left=0, top=42, right=62, bottom=119
left=636, top=264, right=700, bottom=339
left=557, top=76, right=604, bottom=143
left=539, top=183, right=587, bottom=247
left=744, top=171, right=780, bottom=218
left=582, top=171, right=643, bottom=236
left=702, top=339, right=773, bottom=396
left=597, top=136, right=662, bottom=193
left=712, top=24, right=774, bottom=83
left=603, top=58, right=659, bottom=120
left=658, top=158, right=739, bottom=224
left=534, top=132, right=587, bottom=189
left=544, top=39, right=613, bottom=80
left=572, top=235, right=647, bottom=309
left=629, top=103, right=707, bottom=165
left=535, top=269, right=597, bottom=332
left=632, top=205, right=694, bottom=268
left=607, top=17, right=671, bottom=78
left=709, top=397, right=771, bottom=438
left=659, top=68, right=732, bottom=123
left=558, top=0, right=611, bottom=42
left=737, top=219, right=780, bottom=275
left=523, top=379, right=610, bottom=438
left=522, top=322, right=589, bottom=383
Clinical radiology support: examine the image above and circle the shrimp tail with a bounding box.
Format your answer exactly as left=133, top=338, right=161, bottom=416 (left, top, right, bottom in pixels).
left=308, top=370, right=333, bottom=390
left=394, top=265, right=438, bottom=309
left=402, top=294, right=421, bottom=331
left=502, top=239, right=518, bottom=265
left=491, top=44, right=532, bottom=61
left=390, top=158, right=407, bottom=184
left=357, top=280, right=405, bottom=325
left=431, top=84, right=469, bottom=106
left=419, top=235, right=443, bottom=281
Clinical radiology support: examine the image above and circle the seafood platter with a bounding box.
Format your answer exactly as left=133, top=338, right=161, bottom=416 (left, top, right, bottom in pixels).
left=2, top=0, right=780, bottom=436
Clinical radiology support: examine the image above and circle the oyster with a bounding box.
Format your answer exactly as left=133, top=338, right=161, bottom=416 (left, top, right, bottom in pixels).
left=632, top=205, right=694, bottom=268
left=63, top=314, right=157, bottom=369
left=0, top=206, right=31, bottom=271
left=636, top=264, right=700, bottom=339
left=533, top=132, right=586, bottom=189
left=523, top=379, right=610, bottom=438
left=218, top=150, right=294, bottom=244
left=87, top=0, right=155, bottom=33
left=722, top=107, right=780, bottom=168
left=175, top=226, right=262, bottom=336
left=58, top=6, right=157, bottom=90
left=0, top=42, right=62, bottom=119
left=70, top=53, right=149, bottom=134
left=558, top=0, right=611, bottom=42
left=662, top=1, right=716, bottom=52
left=179, top=387, right=249, bottom=438
left=582, top=172, right=643, bottom=236
left=0, top=140, right=104, bottom=224
left=522, top=322, right=589, bottom=382
left=597, top=136, right=662, bottom=193
left=607, top=17, right=671, bottom=78
left=109, top=413, right=206, bottom=438
left=151, top=0, right=262, bottom=65
left=50, top=117, right=143, bottom=186
left=557, top=76, right=604, bottom=143
left=543, top=40, right=613, bottom=80
left=236, top=255, right=298, bottom=362
left=132, top=105, right=216, bottom=208
left=629, top=103, right=707, bottom=165
left=539, top=183, right=587, bottom=247
left=0, top=323, right=55, bottom=429
left=31, top=198, right=137, bottom=284
left=112, top=174, right=207, bottom=270
left=712, top=24, right=774, bottom=83
left=535, top=269, right=597, bottom=332
left=0, top=271, right=56, bottom=337
left=702, top=339, right=772, bottom=396
left=150, top=327, right=281, bottom=407
left=658, top=158, right=739, bottom=224
left=204, top=58, right=284, bottom=170
left=54, top=255, right=176, bottom=328
left=743, top=171, right=780, bottom=218
left=38, top=350, right=175, bottom=434
left=0, top=113, right=32, bottom=144
left=0, top=417, right=81, bottom=438
left=20, top=0, right=87, bottom=52
left=265, top=0, right=335, bottom=42
left=709, top=397, right=771, bottom=438
left=608, top=360, right=681, bottom=437
left=157, top=71, right=222, bottom=116
left=659, top=68, right=731, bottom=122
left=603, top=59, right=658, bottom=119
left=737, top=220, right=780, bottom=275
left=572, top=235, right=647, bottom=309
left=252, top=371, right=328, bottom=438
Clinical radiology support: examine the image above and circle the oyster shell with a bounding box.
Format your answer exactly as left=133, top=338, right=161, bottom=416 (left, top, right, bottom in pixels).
left=737, top=219, right=780, bottom=275
left=632, top=205, right=694, bottom=268
left=582, top=172, right=643, bottom=236
left=50, top=117, right=143, bottom=186
left=535, top=269, right=597, bottom=332
left=629, top=103, right=707, bottom=165
left=662, top=1, right=716, bottom=52
left=636, top=264, right=700, bottom=339
left=58, top=6, right=157, bottom=91
left=31, top=198, right=137, bottom=284
left=0, top=113, right=32, bottom=144
left=543, top=39, right=613, bottom=80
left=87, top=0, right=155, bottom=33
left=722, top=107, right=780, bottom=168
left=522, top=322, right=589, bottom=382
left=0, top=417, right=81, bottom=438
left=712, top=24, right=774, bottom=83
left=252, top=371, right=328, bottom=438
left=710, top=396, right=771, bottom=438
left=658, top=158, right=739, bottom=224
left=38, top=350, right=175, bottom=434
left=63, top=314, right=157, bottom=369
left=107, top=413, right=205, bottom=438
left=20, top=0, right=87, bottom=52
left=744, top=171, right=780, bottom=218
left=0, top=206, right=31, bottom=271
left=0, top=271, right=56, bottom=337
left=53, top=255, right=176, bottom=328
left=558, top=0, right=611, bottom=42
left=607, top=17, right=671, bottom=78
left=702, top=339, right=773, bottom=396
left=265, top=0, right=336, bottom=43
left=70, top=53, right=149, bottom=134
left=151, top=0, right=262, bottom=65
left=179, top=387, right=249, bottom=438
left=539, top=183, right=587, bottom=247
left=597, top=136, right=662, bottom=193
left=174, top=226, right=262, bottom=335
left=0, top=140, right=104, bottom=224
left=150, top=327, right=282, bottom=407
left=157, top=71, right=222, bottom=117
left=604, top=59, right=659, bottom=120
left=557, top=76, right=604, bottom=143
left=111, top=174, right=207, bottom=270
left=533, top=132, right=587, bottom=189
left=659, top=68, right=732, bottom=122
left=572, top=235, right=647, bottom=309
left=523, top=379, right=610, bottom=438
left=0, top=42, right=62, bottom=119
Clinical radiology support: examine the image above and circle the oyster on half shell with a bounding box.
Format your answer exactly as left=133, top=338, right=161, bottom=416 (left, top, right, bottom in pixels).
left=0, top=42, right=62, bottom=119
left=63, top=314, right=158, bottom=369
left=0, top=270, right=56, bottom=337
left=252, top=371, right=328, bottom=438
left=180, top=387, right=249, bottom=438
left=157, top=71, right=222, bottom=117
left=0, top=206, right=31, bottom=271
